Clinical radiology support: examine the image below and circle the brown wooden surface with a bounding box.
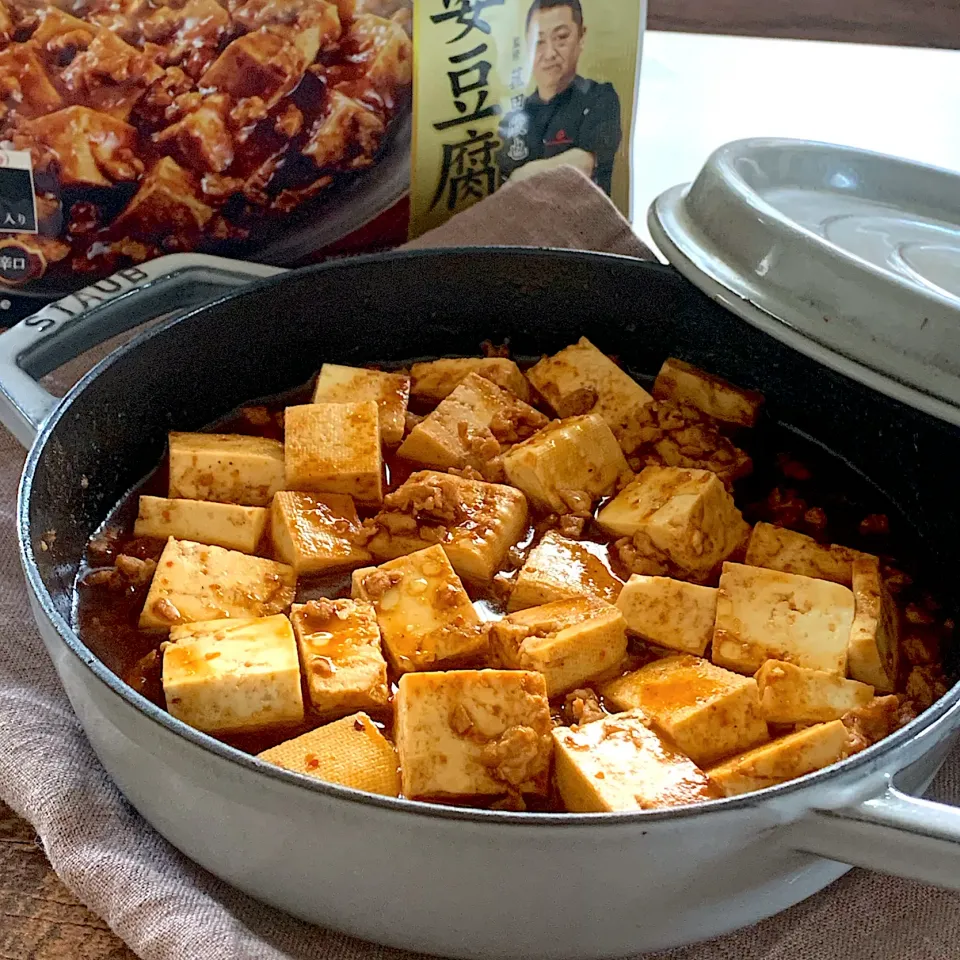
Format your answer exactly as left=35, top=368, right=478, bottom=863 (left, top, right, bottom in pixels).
left=0, top=800, right=135, bottom=960
left=649, top=0, right=960, bottom=49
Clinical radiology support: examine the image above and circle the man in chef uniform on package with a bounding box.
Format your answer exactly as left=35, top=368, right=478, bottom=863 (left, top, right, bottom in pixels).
left=497, top=0, right=622, bottom=195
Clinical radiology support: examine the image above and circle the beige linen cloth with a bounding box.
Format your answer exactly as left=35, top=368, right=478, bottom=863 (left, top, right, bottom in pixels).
left=0, top=166, right=958, bottom=959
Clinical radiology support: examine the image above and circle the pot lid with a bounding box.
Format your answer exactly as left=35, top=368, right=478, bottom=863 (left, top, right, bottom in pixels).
left=649, top=137, right=960, bottom=427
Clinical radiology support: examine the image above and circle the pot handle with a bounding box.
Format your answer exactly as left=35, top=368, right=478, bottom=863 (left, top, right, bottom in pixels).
left=791, top=782, right=960, bottom=890
left=0, top=253, right=285, bottom=448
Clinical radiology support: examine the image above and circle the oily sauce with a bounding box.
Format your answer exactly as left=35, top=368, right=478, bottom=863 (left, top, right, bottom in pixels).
left=71, top=365, right=953, bottom=809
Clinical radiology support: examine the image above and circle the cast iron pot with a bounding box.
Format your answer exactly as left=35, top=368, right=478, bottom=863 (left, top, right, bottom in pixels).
left=2, top=249, right=960, bottom=960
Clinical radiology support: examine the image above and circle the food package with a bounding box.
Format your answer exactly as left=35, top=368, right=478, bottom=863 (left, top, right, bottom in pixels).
left=0, top=0, right=644, bottom=318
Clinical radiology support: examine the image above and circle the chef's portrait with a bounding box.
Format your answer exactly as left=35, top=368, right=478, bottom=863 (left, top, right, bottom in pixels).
left=498, top=0, right=623, bottom=195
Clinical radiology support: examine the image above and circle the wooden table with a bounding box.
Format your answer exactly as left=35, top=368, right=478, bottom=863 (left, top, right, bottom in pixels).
left=3, top=28, right=960, bottom=960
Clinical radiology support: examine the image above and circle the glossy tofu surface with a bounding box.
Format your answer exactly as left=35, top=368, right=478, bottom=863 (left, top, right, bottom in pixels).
left=168, top=432, right=284, bottom=506
left=352, top=545, right=485, bottom=673
left=509, top=531, right=623, bottom=612
left=615, top=575, right=717, bottom=656
left=395, top=669, right=552, bottom=800
left=410, top=357, right=532, bottom=403
left=258, top=712, right=400, bottom=796
left=653, top=357, right=763, bottom=427
left=602, top=655, right=769, bottom=767
left=291, top=599, right=389, bottom=718
left=311, top=363, right=410, bottom=445
left=755, top=659, right=874, bottom=724
left=367, top=470, right=528, bottom=581
left=745, top=522, right=868, bottom=586
left=707, top=720, right=851, bottom=797
left=284, top=401, right=383, bottom=505
left=162, top=615, right=303, bottom=734
left=527, top=336, right=653, bottom=434
left=134, top=496, right=267, bottom=554
left=489, top=596, right=628, bottom=696
left=712, top=562, right=855, bottom=676
left=553, top=710, right=719, bottom=812
left=597, top=466, right=749, bottom=583
left=139, top=538, right=296, bottom=631
left=271, top=491, right=372, bottom=575
left=502, top=414, right=630, bottom=513
left=848, top=556, right=901, bottom=693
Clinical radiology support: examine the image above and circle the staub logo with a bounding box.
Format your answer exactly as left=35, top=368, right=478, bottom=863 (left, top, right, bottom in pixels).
left=23, top=267, right=150, bottom=332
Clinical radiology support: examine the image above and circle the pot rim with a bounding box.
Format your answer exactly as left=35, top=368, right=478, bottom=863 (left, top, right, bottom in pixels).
left=19, top=247, right=960, bottom=827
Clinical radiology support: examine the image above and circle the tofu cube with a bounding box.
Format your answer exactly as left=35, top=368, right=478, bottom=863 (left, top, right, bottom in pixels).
left=397, top=373, right=548, bottom=472
left=745, top=522, right=868, bottom=586
left=489, top=597, right=628, bottom=696
left=653, top=357, right=764, bottom=428
left=162, top=615, right=303, bottom=734
left=352, top=545, right=485, bottom=673
left=395, top=669, right=553, bottom=800
left=707, top=720, right=851, bottom=797
left=552, top=710, right=718, bottom=812
left=270, top=491, right=372, bottom=574
left=508, top=530, right=623, bottom=612
left=601, top=655, right=769, bottom=767
left=597, top=466, right=749, bottom=583
left=526, top=337, right=653, bottom=435
left=311, top=364, right=410, bottom=445
left=291, top=599, right=388, bottom=718
left=200, top=31, right=303, bottom=107
left=848, top=556, right=901, bottom=693
left=755, top=660, right=874, bottom=724
left=410, top=357, right=532, bottom=403
left=139, top=538, right=296, bottom=631
left=615, top=575, right=717, bottom=656
left=502, top=414, right=630, bottom=513
left=712, top=562, right=855, bottom=676
left=366, top=470, right=528, bottom=581
left=134, top=496, right=267, bottom=554
left=284, top=401, right=382, bottom=505
left=258, top=712, right=399, bottom=796
left=0, top=47, right=61, bottom=118
left=168, top=432, right=285, bottom=507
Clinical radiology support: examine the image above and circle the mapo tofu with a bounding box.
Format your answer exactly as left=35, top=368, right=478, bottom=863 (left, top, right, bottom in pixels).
left=75, top=348, right=950, bottom=814
left=0, top=0, right=412, bottom=286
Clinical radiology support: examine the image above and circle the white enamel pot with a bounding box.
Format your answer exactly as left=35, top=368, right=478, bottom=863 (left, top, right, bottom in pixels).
left=3, top=250, right=960, bottom=959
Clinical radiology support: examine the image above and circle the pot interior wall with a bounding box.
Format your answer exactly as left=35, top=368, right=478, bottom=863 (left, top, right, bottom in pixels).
left=22, top=250, right=960, bottom=676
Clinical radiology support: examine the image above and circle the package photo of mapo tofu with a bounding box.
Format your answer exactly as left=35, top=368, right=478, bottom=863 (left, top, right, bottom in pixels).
left=0, top=0, right=643, bottom=319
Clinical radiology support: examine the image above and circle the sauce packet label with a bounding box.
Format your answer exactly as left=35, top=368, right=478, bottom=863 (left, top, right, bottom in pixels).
left=0, top=0, right=642, bottom=320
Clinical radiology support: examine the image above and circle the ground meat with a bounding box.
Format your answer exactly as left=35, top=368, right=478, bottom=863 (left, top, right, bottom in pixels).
left=361, top=569, right=402, bottom=599
left=558, top=515, right=587, bottom=538
left=382, top=473, right=462, bottom=525
left=447, top=465, right=484, bottom=481
left=436, top=583, right=462, bottom=608
left=82, top=555, right=156, bottom=591
left=480, top=340, right=510, bottom=358
left=489, top=402, right=547, bottom=445
left=557, top=489, right=592, bottom=517
left=615, top=534, right=672, bottom=579
left=750, top=487, right=808, bottom=530
left=457, top=421, right=501, bottom=461
left=803, top=506, right=828, bottom=535
left=562, top=688, right=605, bottom=726
left=905, top=665, right=949, bottom=709
left=842, top=695, right=904, bottom=753
left=480, top=725, right=547, bottom=786
left=860, top=513, right=890, bottom=536
left=115, top=554, right=157, bottom=585
left=87, top=527, right=123, bottom=563
left=617, top=399, right=751, bottom=487
left=775, top=453, right=812, bottom=481
left=404, top=411, right=424, bottom=435
left=241, top=405, right=273, bottom=426
left=902, top=630, right=940, bottom=665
